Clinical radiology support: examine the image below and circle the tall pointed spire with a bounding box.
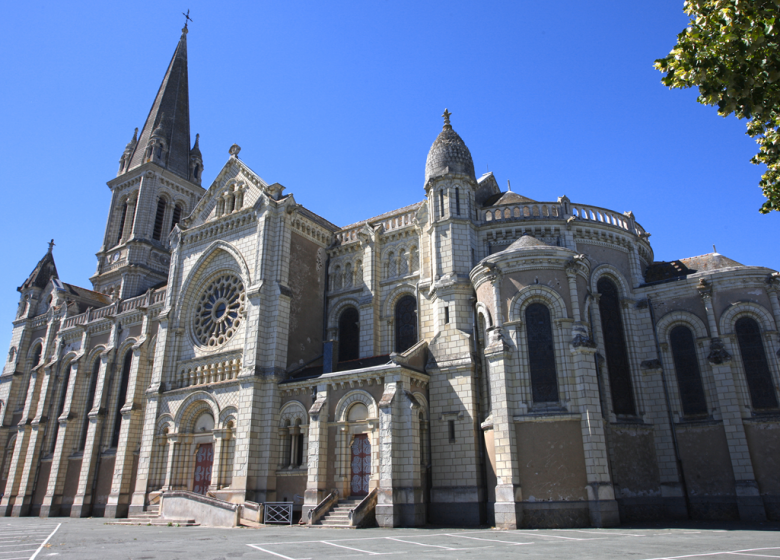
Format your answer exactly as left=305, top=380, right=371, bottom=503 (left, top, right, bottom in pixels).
left=126, top=27, right=192, bottom=180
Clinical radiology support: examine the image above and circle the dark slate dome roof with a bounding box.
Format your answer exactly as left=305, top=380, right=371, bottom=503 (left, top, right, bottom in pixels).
left=425, top=109, right=475, bottom=183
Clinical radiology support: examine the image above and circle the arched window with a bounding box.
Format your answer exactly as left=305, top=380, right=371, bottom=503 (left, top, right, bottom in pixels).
left=455, top=187, right=461, bottom=216
left=669, top=325, right=707, bottom=416
left=597, top=277, right=636, bottom=416
left=110, top=351, right=133, bottom=448
left=439, top=190, right=445, bottom=219
left=395, top=296, right=417, bottom=353
left=338, top=307, right=360, bottom=362
left=525, top=303, right=558, bottom=402
left=170, top=204, right=183, bottom=232
left=116, top=202, right=128, bottom=245
left=79, top=358, right=101, bottom=451
left=735, top=317, right=779, bottom=410
left=152, top=197, right=167, bottom=240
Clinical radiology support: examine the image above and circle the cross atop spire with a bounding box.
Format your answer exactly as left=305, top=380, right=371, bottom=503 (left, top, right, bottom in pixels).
left=47, top=239, right=55, bottom=254
left=182, top=9, right=193, bottom=29
left=442, top=108, right=452, bottom=129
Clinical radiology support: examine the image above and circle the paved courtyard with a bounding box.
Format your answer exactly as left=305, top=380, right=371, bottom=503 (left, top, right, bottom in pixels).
left=0, top=518, right=778, bottom=560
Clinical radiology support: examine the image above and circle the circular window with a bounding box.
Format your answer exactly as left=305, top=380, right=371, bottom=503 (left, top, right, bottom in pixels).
left=193, top=273, right=246, bottom=348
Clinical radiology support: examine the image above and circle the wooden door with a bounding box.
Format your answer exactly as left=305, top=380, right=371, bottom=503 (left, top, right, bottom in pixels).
left=192, top=443, right=213, bottom=495
left=350, top=434, right=370, bottom=496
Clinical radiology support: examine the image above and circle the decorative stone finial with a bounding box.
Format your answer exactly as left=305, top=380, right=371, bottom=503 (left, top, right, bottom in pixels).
left=47, top=239, right=55, bottom=253
left=229, top=144, right=241, bottom=157
left=507, top=180, right=512, bottom=192
left=442, top=108, right=452, bottom=129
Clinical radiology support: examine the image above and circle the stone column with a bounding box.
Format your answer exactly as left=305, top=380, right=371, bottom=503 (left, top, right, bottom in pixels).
left=570, top=340, right=620, bottom=527
left=303, top=384, right=328, bottom=520
left=162, top=434, right=179, bottom=491
left=699, top=283, right=766, bottom=521
left=0, top=424, right=31, bottom=516
left=12, top=363, right=57, bottom=516
left=128, top=393, right=162, bottom=514
left=485, top=343, right=522, bottom=529
left=209, top=429, right=228, bottom=491
left=71, top=349, right=112, bottom=518
left=41, top=359, right=81, bottom=517
left=105, top=344, right=146, bottom=518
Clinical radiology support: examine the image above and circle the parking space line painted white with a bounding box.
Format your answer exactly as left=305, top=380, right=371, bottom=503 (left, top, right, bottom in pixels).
left=0, top=551, right=38, bottom=556
left=512, top=531, right=588, bottom=541
left=246, top=544, right=310, bottom=560
left=725, top=554, right=780, bottom=558
left=556, top=529, right=645, bottom=537
left=321, top=541, right=393, bottom=555
left=444, top=533, right=534, bottom=546
left=641, top=547, right=780, bottom=560
left=29, top=523, right=61, bottom=560
left=384, top=537, right=483, bottom=551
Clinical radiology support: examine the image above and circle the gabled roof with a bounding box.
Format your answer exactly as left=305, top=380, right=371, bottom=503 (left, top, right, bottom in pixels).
left=126, top=28, right=192, bottom=180
left=18, top=247, right=58, bottom=292
left=484, top=190, right=538, bottom=207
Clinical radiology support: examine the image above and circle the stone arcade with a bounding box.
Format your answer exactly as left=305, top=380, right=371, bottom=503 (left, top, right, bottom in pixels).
left=1, top=27, right=779, bottom=529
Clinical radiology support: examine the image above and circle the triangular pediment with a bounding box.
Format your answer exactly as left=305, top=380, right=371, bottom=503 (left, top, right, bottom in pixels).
left=183, top=157, right=279, bottom=229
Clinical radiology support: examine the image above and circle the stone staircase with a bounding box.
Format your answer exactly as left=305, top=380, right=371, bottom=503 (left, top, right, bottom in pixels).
left=315, top=498, right=362, bottom=528
left=105, top=504, right=200, bottom=527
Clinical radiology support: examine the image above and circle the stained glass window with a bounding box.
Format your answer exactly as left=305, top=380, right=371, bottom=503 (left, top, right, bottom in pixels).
left=669, top=325, right=707, bottom=416
left=525, top=303, right=559, bottom=402
left=395, top=296, right=417, bottom=353
left=597, top=278, right=636, bottom=416
left=735, top=317, right=779, bottom=410
left=338, top=307, right=360, bottom=362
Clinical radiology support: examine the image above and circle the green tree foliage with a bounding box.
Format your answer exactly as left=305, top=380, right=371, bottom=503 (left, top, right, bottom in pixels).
left=655, top=0, right=780, bottom=213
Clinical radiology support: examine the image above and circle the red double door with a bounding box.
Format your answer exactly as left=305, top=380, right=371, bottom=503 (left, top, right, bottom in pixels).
left=192, top=443, right=213, bottom=495
left=350, top=434, right=371, bottom=497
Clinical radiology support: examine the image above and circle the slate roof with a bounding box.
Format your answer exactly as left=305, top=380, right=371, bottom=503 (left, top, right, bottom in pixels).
left=18, top=249, right=58, bottom=292
left=127, top=28, right=192, bottom=180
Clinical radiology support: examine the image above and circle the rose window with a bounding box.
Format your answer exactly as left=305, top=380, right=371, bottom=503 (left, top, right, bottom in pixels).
left=193, top=273, right=246, bottom=347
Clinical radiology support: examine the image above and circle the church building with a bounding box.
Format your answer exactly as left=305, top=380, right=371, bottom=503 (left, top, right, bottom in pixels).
left=1, top=27, right=779, bottom=529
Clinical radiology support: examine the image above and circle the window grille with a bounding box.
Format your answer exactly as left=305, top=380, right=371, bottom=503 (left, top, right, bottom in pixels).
left=669, top=325, right=707, bottom=416
left=338, top=308, right=360, bottom=362
left=525, top=303, right=559, bottom=402
left=597, top=278, right=636, bottom=416
left=735, top=317, right=779, bottom=410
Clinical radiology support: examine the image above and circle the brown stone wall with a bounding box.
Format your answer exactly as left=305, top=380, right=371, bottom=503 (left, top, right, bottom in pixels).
left=744, top=420, right=780, bottom=520
left=515, top=420, right=588, bottom=501
left=607, top=424, right=660, bottom=497
left=286, top=233, right=326, bottom=368
left=61, top=457, right=82, bottom=514
left=276, top=475, right=306, bottom=504
left=677, top=423, right=737, bottom=520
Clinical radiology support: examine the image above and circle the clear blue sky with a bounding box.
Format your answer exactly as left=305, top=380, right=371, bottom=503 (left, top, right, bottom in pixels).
left=0, top=1, right=777, bottom=352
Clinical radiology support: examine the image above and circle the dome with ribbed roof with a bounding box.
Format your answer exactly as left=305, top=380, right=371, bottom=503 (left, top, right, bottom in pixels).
left=425, top=109, right=475, bottom=183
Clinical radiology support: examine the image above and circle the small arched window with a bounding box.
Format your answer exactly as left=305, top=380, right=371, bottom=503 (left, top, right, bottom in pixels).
left=439, top=190, right=445, bottom=219
left=455, top=187, right=461, bottom=216
left=735, top=317, right=779, bottom=410
left=79, top=358, right=102, bottom=451
left=110, top=351, right=133, bottom=448
left=525, top=303, right=558, bottom=403
left=338, top=308, right=360, bottom=362
left=152, top=197, right=167, bottom=240
left=395, top=296, right=417, bottom=353
left=669, top=325, right=707, bottom=416
left=597, top=277, right=636, bottom=416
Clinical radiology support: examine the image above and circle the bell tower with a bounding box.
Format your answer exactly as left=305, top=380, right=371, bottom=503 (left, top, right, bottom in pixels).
left=91, top=26, right=205, bottom=299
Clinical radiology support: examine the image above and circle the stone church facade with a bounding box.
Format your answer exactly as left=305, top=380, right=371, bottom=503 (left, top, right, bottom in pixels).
left=1, top=28, right=779, bottom=529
